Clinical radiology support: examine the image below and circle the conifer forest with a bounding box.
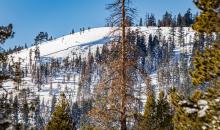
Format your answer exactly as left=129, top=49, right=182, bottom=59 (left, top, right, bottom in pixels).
left=0, top=0, right=220, bottom=130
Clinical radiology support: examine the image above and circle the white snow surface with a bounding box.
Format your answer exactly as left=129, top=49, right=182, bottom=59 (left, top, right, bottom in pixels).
left=10, top=27, right=195, bottom=64
left=10, top=27, right=114, bottom=62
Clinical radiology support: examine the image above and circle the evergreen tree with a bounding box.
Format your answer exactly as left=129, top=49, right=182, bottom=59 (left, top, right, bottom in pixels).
left=136, top=89, right=156, bottom=130
left=156, top=91, right=173, bottom=130
left=169, top=25, right=176, bottom=50
left=136, top=32, right=147, bottom=67
left=46, top=93, right=75, bottom=130
left=51, top=95, right=57, bottom=114
left=29, top=49, right=33, bottom=70
left=34, top=32, right=49, bottom=45
left=14, top=61, right=22, bottom=90
left=12, top=96, right=19, bottom=129
left=0, top=24, right=14, bottom=44
left=33, top=96, right=44, bottom=129
left=162, top=11, right=173, bottom=27
left=176, top=13, right=182, bottom=27
left=152, top=35, right=160, bottom=70
left=25, top=43, right=28, bottom=48
left=190, top=42, right=220, bottom=86
left=193, top=0, right=220, bottom=33
left=22, top=97, right=29, bottom=130
left=146, top=34, right=154, bottom=71
left=183, top=8, right=193, bottom=26
left=169, top=88, right=199, bottom=130
left=190, top=0, right=220, bottom=86
left=95, top=46, right=101, bottom=63
left=34, top=46, right=40, bottom=61
left=139, top=18, right=143, bottom=26
left=0, top=23, right=14, bottom=83
left=170, top=0, right=220, bottom=129
left=147, top=14, right=157, bottom=26
left=170, top=82, right=220, bottom=130
left=177, top=26, right=185, bottom=48
left=71, top=102, right=81, bottom=129
left=0, top=23, right=14, bottom=129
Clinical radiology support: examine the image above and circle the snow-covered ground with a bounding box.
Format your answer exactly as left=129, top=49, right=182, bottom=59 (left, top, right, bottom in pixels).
left=10, top=27, right=195, bottom=63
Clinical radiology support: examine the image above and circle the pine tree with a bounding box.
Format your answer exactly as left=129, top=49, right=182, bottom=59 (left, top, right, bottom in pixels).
left=33, top=96, right=44, bottom=130
left=51, top=95, right=57, bottom=114
left=139, top=18, right=143, bottom=26
left=170, top=0, right=220, bottom=129
left=22, top=96, right=29, bottom=130
left=183, top=8, right=193, bottom=27
left=190, top=0, right=220, bottom=86
left=95, top=46, right=101, bottom=63
left=193, top=0, right=220, bottom=33
left=0, top=24, right=14, bottom=83
left=14, top=61, right=22, bottom=90
left=169, top=88, right=200, bottom=130
left=0, top=93, right=13, bottom=130
left=136, top=89, right=156, bottom=130
left=71, top=102, right=81, bottom=129
left=156, top=91, right=173, bottom=130
left=79, top=100, right=93, bottom=129
left=25, top=43, right=28, bottom=48
left=0, top=23, right=14, bottom=130
left=0, top=24, right=14, bottom=44
left=29, top=49, right=33, bottom=70
left=177, top=26, right=185, bottom=48
left=34, top=32, right=49, bottom=45
left=152, top=35, right=160, bottom=70
left=190, top=42, right=220, bottom=86
left=46, top=93, right=75, bottom=130
left=34, top=46, right=40, bottom=61
left=176, top=13, right=182, bottom=27
left=12, top=96, right=19, bottom=129
left=147, top=14, right=157, bottom=26
left=170, top=81, right=220, bottom=130
left=162, top=11, right=173, bottom=27
left=136, top=32, right=147, bottom=67
left=169, top=23, right=176, bottom=44
left=146, top=34, right=154, bottom=71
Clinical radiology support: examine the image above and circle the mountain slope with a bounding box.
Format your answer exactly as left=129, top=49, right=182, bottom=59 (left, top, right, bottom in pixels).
left=1, top=27, right=196, bottom=125
left=10, top=27, right=112, bottom=62
left=10, top=27, right=195, bottom=64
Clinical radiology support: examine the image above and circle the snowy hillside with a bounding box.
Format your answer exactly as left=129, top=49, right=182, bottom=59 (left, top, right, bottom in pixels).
left=1, top=26, right=197, bottom=125
left=10, top=27, right=195, bottom=64
left=10, top=27, right=113, bottom=62
left=3, top=26, right=196, bottom=100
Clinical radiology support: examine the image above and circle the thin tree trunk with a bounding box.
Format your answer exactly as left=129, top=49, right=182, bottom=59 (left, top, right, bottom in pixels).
left=120, top=0, right=127, bottom=129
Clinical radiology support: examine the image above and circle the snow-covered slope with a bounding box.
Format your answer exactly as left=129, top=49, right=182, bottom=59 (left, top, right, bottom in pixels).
left=10, top=27, right=113, bottom=62
left=10, top=27, right=195, bottom=64
left=2, top=26, right=196, bottom=112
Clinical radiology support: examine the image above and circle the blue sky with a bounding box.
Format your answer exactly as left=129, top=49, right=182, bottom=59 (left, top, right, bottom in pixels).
left=0, top=0, right=198, bottom=49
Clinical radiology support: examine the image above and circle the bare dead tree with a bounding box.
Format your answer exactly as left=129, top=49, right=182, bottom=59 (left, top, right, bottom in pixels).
left=88, top=1, right=153, bottom=129
left=106, top=1, right=137, bottom=129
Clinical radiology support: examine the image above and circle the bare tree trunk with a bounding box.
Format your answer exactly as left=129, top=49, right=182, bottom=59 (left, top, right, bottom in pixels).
left=120, top=0, right=127, bottom=129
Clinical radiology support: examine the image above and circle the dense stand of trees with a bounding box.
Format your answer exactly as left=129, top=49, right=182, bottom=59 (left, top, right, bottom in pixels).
left=106, top=8, right=196, bottom=27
